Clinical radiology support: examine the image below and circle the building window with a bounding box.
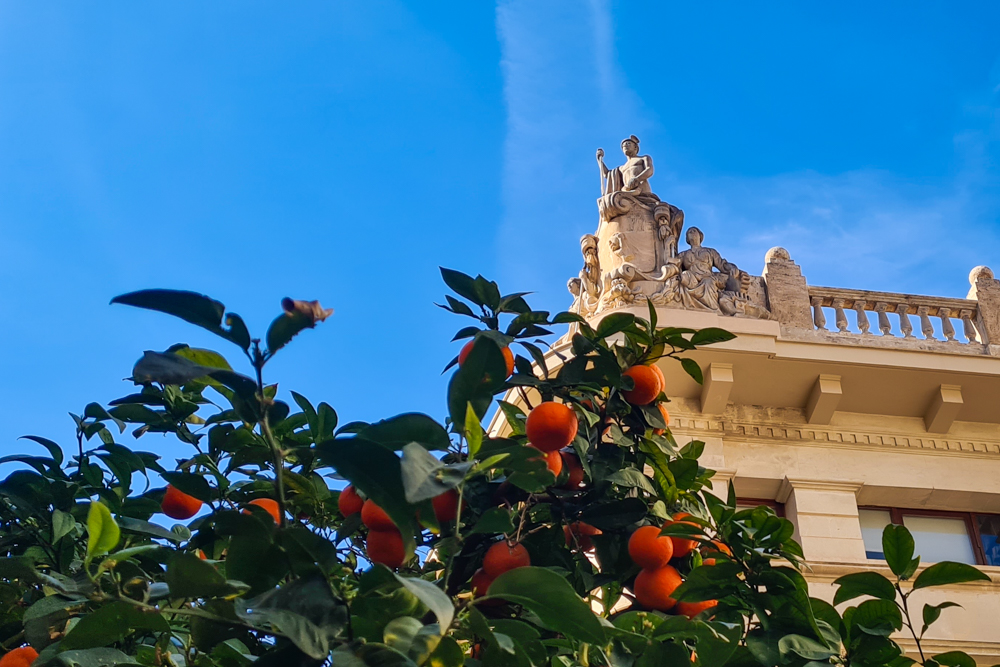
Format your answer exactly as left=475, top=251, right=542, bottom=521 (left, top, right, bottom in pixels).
left=858, top=506, right=1000, bottom=566
left=736, top=498, right=784, bottom=517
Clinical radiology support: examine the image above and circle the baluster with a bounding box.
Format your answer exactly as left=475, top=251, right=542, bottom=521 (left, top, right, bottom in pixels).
left=897, top=304, right=914, bottom=338
left=853, top=300, right=871, bottom=335
left=939, top=307, right=956, bottom=342
left=874, top=302, right=893, bottom=336
left=811, top=296, right=827, bottom=331
left=833, top=298, right=849, bottom=333
left=959, top=309, right=978, bottom=343
left=917, top=306, right=936, bottom=340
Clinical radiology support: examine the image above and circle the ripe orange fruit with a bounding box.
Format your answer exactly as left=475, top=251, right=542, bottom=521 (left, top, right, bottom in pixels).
left=367, top=528, right=405, bottom=569
left=161, top=485, right=202, bottom=520
left=653, top=403, right=671, bottom=435
left=675, top=599, right=717, bottom=619
left=432, top=489, right=460, bottom=524
left=470, top=567, right=494, bottom=597
left=245, top=498, right=282, bottom=524
left=633, top=565, right=682, bottom=611
left=483, top=541, right=530, bottom=577
left=628, top=525, right=674, bottom=569
left=527, top=446, right=563, bottom=477
left=560, top=451, right=585, bottom=489
left=338, top=485, right=364, bottom=517
left=459, top=340, right=515, bottom=378
left=622, top=365, right=661, bottom=405
left=564, top=521, right=602, bottom=551
left=361, top=499, right=396, bottom=530
left=0, top=646, right=39, bottom=667
left=649, top=363, right=666, bottom=392
left=708, top=540, right=732, bottom=556
left=526, top=402, right=578, bottom=452
left=702, top=558, right=717, bottom=566
left=666, top=513, right=699, bottom=558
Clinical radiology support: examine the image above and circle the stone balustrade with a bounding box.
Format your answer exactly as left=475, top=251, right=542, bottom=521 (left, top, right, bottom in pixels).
left=807, top=287, right=982, bottom=345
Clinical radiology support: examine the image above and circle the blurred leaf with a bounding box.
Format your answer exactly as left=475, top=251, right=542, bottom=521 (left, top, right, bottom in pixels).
left=266, top=312, right=312, bottom=357
left=393, top=573, right=454, bottom=634
left=471, top=508, right=515, bottom=535
left=85, top=502, right=119, bottom=561
left=43, top=648, right=140, bottom=667
left=913, top=562, right=990, bottom=589
left=579, top=498, right=648, bottom=530
left=61, top=600, right=169, bottom=649
left=162, top=471, right=213, bottom=503
left=932, top=651, right=977, bottom=667
left=400, top=443, right=468, bottom=504
left=117, top=516, right=184, bottom=542
left=464, top=403, right=483, bottom=458
left=52, top=509, right=76, bottom=543
left=131, top=350, right=214, bottom=385
left=167, top=553, right=249, bottom=599
left=690, top=328, right=736, bottom=345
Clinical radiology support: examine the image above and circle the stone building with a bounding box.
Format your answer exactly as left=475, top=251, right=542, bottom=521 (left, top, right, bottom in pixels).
left=494, top=136, right=1000, bottom=662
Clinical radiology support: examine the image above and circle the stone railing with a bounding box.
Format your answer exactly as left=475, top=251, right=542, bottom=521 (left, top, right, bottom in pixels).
left=761, top=249, right=1000, bottom=354
left=807, top=287, right=982, bottom=345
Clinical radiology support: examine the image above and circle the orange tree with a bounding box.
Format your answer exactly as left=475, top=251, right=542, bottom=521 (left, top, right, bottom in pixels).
left=0, top=269, right=990, bottom=667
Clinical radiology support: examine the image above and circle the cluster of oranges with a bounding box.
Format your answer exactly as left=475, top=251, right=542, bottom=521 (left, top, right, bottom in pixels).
left=627, top=514, right=724, bottom=618
left=160, top=485, right=282, bottom=524
left=338, top=485, right=460, bottom=570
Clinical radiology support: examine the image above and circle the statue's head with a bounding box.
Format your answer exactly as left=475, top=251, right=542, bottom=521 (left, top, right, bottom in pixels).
left=620, top=135, right=640, bottom=157
left=567, top=277, right=582, bottom=296
left=686, top=226, right=704, bottom=248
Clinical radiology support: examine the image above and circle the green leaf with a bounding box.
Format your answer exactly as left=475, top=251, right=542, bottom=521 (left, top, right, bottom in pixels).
left=166, top=553, right=249, bottom=598
left=852, top=599, right=903, bottom=636
left=111, top=289, right=229, bottom=340
left=393, top=574, right=454, bottom=634
left=464, top=403, right=483, bottom=458
left=400, top=443, right=467, bottom=504
left=237, top=574, right=349, bottom=660
left=913, top=561, right=990, bottom=589
left=45, top=648, right=140, bottom=666
left=359, top=413, right=451, bottom=451
left=22, top=435, right=64, bottom=466
left=637, top=640, right=689, bottom=666
left=483, top=566, right=605, bottom=645
left=161, top=471, right=213, bottom=503
left=690, top=328, right=736, bottom=345
left=498, top=401, right=527, bottom=436
left=922, top=602, right=961, bottom=636
left=117, top=516, right=184, bottom=542
left=777, top=634, right=837, bottom=662
left=471, top=507, right=515, bottom=535
left=130, top=350, right=215, bottom=385
left=85, top=502, right=120, bottom=561
left=667, top=458, right=699, bottom=490
left=832, top=571, right=897, bottom=605
left=383, top=616, right=423, bottom=653
left=578, top=498, right=648, bottom=530
left=680, top=357, right=703, bottom=384
left=882, top=524, right=915, bottom=577
left=265, top=311, right=313, bottom=357
left=61, top=600, right=169, bottom=649
left=605, top=469, right=657, bottom=495
left=932, top=651, right=977, bottom=667
left=440, top=267, right=482, bottom=305
left=52, top=509, right=76, bottom=543
left=316, top=437, right=418, bottom=557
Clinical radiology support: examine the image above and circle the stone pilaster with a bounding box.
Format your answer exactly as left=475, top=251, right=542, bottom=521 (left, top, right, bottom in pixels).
left=967, top=265, right=1000, bottom=347
left=762, top=247, right=813, bottom=329
left=777, top=478, right=867, bottom=563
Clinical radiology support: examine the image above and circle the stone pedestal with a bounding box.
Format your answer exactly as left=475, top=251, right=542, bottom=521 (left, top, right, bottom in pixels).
left=762, top=247, right=812, bottom=329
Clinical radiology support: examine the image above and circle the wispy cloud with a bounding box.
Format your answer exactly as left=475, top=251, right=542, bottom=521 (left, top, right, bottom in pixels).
left=495, top=1, right=1000, bottom=306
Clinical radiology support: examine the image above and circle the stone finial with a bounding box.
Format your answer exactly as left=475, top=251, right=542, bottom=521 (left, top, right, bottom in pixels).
left=967, top=265, right=1000, bottom=347
left=762, top=248, right=812, bottom=329
left=970, top=265, right=994, bottom=285
left=765, top=246, right=791, bottom=263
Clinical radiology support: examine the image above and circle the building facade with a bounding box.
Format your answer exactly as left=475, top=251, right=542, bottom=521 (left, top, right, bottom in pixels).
left=497, top=136, right=1000, bottom=663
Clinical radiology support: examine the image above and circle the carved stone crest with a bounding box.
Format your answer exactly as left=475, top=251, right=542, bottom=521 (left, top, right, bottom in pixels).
left=571, top=135, right=771, bottom=320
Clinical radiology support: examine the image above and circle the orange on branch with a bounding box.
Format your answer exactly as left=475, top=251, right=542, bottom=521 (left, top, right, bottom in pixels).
left=0, top=647, right=39, bottom=667
left=653, top=403, right=671, bottom=435
left=483, top=541, right=530, bottom=577
left=622, top=365, right=662, bottom=405
left=564, top=521, right=602, bottom=551
left=432, top=489, right=460, bottom=524
left=675, top=599, right=718, bottom=619
left=560, top=451, right=585, bottom=489
left=337, top=485, right=364, bottom=517
left=628, top=525, right=674, bottom=569
left=648, top=363, right=666, bottom=392
left=666, top=513, right=699, bottom=558
left=470, top=568, right=494, bottom=598
left=244, top=498, right=282, bottom=524
left=367, top=528, right=405, bottom=569
left=361, top=499, right=396, bottom=530
left=528, top=446, right=563, bottom=478
left=459, top=339, right=515, bottom=378
left=525, top=402, right=578, bottom=452
left=160, top=485, right=203, bottom=520
left=633, top=565, right=682, bottom=612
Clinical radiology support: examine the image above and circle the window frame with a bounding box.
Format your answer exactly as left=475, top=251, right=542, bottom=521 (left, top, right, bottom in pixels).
left=858, top=505, right=991, bottom=566
left=736, top=497, right=785, bottom=518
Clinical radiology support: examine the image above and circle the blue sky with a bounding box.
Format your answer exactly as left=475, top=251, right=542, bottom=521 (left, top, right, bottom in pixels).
left=1, top=1, right=998, bottom=463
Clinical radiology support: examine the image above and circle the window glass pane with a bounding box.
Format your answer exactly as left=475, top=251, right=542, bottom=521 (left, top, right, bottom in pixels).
left=859, top=510, right=891, bottom=559
left=977, top=514, right=1000, bottom=566
left=902, top=515, right=976, bottom=565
